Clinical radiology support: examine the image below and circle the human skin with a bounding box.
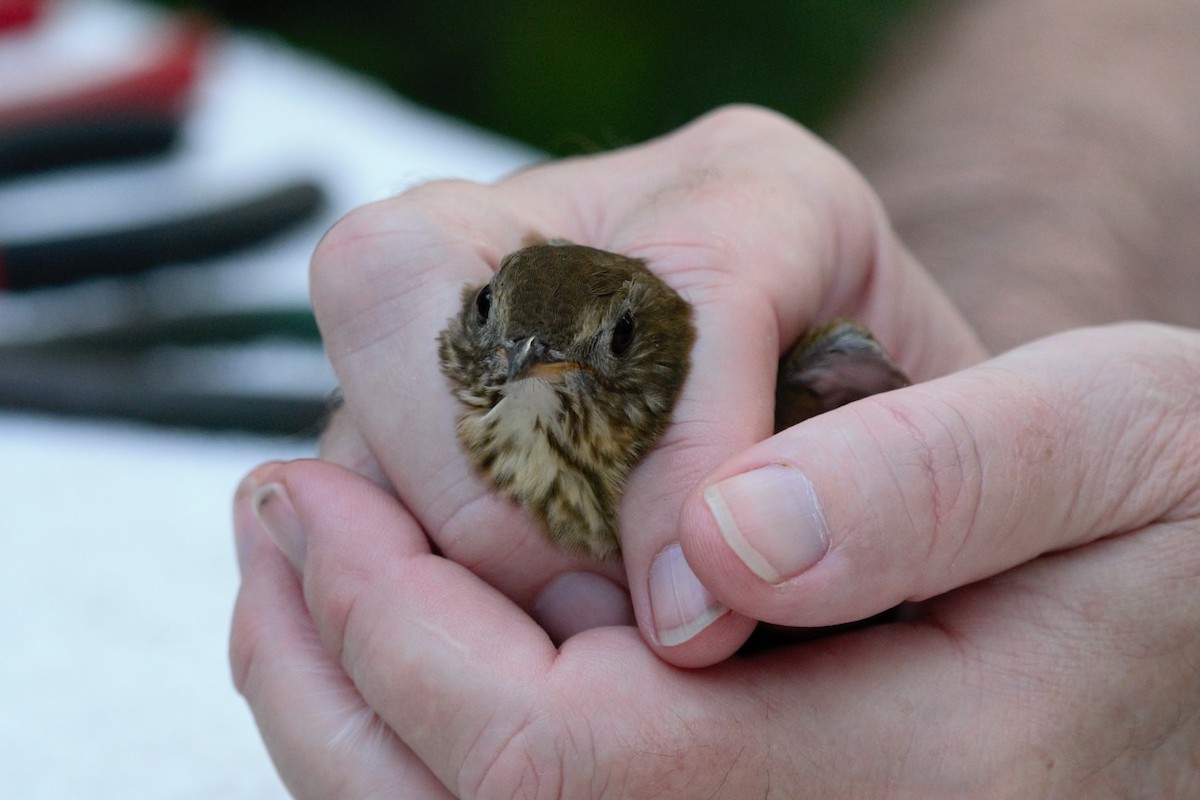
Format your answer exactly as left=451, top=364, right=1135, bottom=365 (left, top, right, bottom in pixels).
left=230, top=0, right=1200, bottom=794
left=308, top=0, right=1200, bottom=660
left=832, top=0, right=1200, bottom=350
left=303, top=106, right=985, bottom=666
left=673, top=0, right=1200, bottom=651
left=230, top=110, right=1200, bottom=797
left=232, top=321, right=1200, bottom=797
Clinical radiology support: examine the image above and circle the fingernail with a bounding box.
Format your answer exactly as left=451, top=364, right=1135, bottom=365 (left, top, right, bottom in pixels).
left=231, top=503, right=258, bottom=578
left=232, top=474, right=263, bottom=576
left=703, top=465, right=829, bottom=584
left=253, top=482, right=306, bottom=570
left=648, top=543, right=728, bottom=647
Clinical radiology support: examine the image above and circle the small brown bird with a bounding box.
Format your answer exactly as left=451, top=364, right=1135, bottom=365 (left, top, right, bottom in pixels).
left=439, top=240, right=907, bottom=559
left=438, top=241, right=692, bottom=559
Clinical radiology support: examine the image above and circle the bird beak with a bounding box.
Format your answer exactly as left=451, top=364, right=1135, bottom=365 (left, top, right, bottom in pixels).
left=505, top=335, right=546, bottom=382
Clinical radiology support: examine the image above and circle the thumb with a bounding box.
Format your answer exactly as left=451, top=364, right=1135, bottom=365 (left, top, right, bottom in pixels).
left=679, top=323, right=1200, bottom=628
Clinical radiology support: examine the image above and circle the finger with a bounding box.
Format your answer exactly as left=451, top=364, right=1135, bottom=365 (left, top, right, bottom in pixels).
left=679, top=322, right=1200, bottom=628
left=496, top=106, right=986, bottom=663
left=248, top=458, right=558, bottom=798
left=317, top=403, right=390, bottom=491
left=229, top=466, right=451, bottom=799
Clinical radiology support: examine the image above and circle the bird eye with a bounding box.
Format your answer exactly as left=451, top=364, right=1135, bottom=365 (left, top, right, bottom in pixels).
left=475, top=285, right=492, bottom=323
left=610, top=311, right=635, bottom=356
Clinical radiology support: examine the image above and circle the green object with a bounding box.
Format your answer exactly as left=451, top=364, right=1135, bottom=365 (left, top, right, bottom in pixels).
left=147, top=1, right=926, bottom=154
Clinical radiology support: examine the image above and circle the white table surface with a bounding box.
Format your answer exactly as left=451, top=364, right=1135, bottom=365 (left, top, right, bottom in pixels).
left=0, top=2, right=537, bottom=796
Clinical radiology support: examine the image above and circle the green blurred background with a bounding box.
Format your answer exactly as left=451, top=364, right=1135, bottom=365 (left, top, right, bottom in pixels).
left=148, top=0, right=928, bottom=154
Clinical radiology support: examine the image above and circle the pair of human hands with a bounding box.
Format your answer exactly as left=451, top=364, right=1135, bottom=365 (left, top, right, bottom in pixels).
left=231, top=107, right=1200, bottom=797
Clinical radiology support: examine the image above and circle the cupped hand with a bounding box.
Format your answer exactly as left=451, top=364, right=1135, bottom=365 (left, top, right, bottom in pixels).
left=310, top=105, right=984, bottom=665
left=231, top=323, right=1200, bottom=798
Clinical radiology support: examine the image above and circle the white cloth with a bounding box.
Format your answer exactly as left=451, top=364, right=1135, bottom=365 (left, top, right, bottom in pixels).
left=0, top=2, right=537, bottom=797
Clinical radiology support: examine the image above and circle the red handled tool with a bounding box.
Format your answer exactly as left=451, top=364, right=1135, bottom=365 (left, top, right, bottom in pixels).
left=0, top=0, right=43, bottom=32
left=0, top=16, right=210, bottom=125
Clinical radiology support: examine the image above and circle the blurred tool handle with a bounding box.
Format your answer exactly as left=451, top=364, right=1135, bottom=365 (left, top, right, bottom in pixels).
left=0, top=17, right=210, bottom=125
left=0, top=0, right=43, bottom=31
left=0, top=113, right=182, bottom=178
left=0, top=179, right=326, bottom=290
left=0, top=346, right=331, bottom=433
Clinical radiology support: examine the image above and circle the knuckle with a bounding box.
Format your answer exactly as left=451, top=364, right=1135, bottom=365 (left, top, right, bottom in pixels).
left=399, top=176, right=490, bottom=205
left=308, top=199, right=390, bottom=291
left=309, top=178, right=493, bottom=303
left=690, top=103, right=804, bottom=142
left=310, top=181, right=502, bottom=362
left=878, top=365, right=1083, bottom=594
left=681, top=104, right=837, bottom=178
left=1104, top=324, right=1200, bottom=519
left=391, top=178, right=504, bottom=245
left=868, top=392, right=984, bottom=590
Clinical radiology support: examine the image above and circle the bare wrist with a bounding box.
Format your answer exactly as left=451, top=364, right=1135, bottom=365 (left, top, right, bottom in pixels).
left=833, top=0, right=1200, bottom=351
left=873, top=162, right=1161, bottom=351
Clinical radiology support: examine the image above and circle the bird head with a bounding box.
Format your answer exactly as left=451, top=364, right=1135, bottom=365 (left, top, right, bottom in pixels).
left=438, top=240, right=694, bottom=558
